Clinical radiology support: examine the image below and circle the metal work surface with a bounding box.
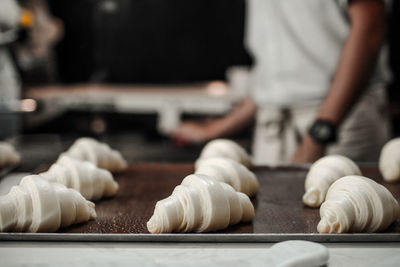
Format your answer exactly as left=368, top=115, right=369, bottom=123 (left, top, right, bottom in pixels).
left=1, top=163, right=399, bottom=242
left=24, top=84, right=239, bottom=133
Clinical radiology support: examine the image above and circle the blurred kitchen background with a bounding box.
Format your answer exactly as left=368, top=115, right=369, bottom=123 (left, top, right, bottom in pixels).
left=1, top=0, right=400, bottom=170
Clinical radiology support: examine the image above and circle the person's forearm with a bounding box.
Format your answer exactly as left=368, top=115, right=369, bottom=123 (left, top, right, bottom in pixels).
left=208, top=97, right=258, bottom=138
left=317, top=0, right=386, bottom=125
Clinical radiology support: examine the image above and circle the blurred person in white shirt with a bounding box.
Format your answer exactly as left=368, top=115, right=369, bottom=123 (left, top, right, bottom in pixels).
left=171, top=0, right=392, bottom=165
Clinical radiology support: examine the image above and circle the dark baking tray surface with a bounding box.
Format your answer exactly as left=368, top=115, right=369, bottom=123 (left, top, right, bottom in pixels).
left=1, top=163, right=400, bottom=242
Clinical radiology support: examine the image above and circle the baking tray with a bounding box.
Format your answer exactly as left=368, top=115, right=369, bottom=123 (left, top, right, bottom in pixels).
left=1, top=163, right=400, bottom=242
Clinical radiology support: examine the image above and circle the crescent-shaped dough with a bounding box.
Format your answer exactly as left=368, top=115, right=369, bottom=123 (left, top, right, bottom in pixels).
left=195, top=139, right=251, bottom=168
left=0, top=142, right=20, bottom=167
left=303, top=155, right=361, bottom=208
left=65, top=137, right=127, bottom=172
left=194, top=157, right=259, bottom=196
left=40, top=155, right=119, bottom=201
left=317, top=175, right=400, bottom=233
left=147, top=174, right=254, bottom=233
left=0, top=175, right=96, bottom=232
left=379, top=138, right=400, bottom=182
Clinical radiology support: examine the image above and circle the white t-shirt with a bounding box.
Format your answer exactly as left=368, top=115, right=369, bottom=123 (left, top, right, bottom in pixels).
left=0, top=0, right=21, bottom=31
left=246, top=0, right=391, bottom=107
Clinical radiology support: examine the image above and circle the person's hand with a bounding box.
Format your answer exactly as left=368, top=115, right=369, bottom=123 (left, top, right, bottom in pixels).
left=170, top=120, right=218, bottom=145
left=291, top=134, right=326, bottom=163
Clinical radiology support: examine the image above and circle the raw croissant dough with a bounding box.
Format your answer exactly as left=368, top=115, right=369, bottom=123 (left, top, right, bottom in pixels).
left=195, top=157, right=259, bottom=197
left=195, top=139, right=252, bottom=168
left=303, top=155, right=361, bottom=208
left=0, top=142, right=20, bottom=166
left=318, top=175, right=400, bottom=233
left=40, top=155, right=119, bottom=201
left=65, top=137, right=127, bottom=172
left=0, top=175, right=96, bottom=232
left=147, top=174, right=254, bottom=233
left=379, top=138, right=400, bottom=182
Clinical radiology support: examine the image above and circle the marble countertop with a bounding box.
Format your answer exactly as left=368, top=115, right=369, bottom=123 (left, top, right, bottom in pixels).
left=1, top=241, right=400, bottom=266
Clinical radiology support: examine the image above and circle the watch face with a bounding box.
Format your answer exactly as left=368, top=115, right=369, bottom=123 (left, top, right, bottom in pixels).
left=309, top=120, right=337, bottom=144
left=314, top=124, right=331, bottom=140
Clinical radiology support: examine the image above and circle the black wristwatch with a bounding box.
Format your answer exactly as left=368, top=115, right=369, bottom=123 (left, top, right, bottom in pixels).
left=308, top=119, right=338, bottom=145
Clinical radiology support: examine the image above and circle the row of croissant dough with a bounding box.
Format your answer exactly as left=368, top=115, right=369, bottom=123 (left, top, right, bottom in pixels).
left=146, top=138, right=400, bottom=234
left=0, top=138, right=127, bottom=232
left=302, top=137, right=400, bottom=233
left=2, top=137, right=400, bottom=233
left=147, top=139, right=259, bottom=233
